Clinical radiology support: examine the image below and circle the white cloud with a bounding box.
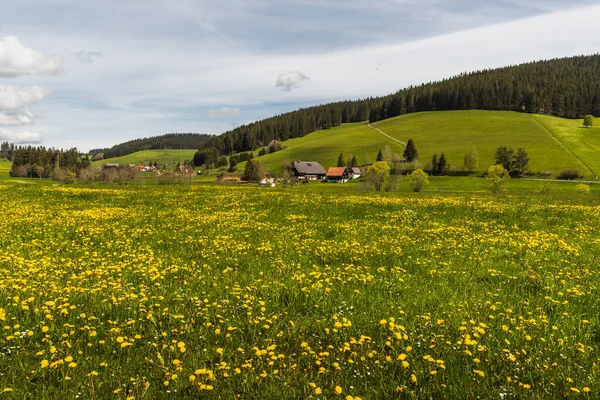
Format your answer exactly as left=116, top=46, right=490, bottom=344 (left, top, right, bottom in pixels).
left=0, top=85, right=50, bottom=112
left=205, top=106, right=241, bottom=119
left=0, top=36, right=64, bottom=77
left=275, top=71, right=310, bottom=91
left=0, top=113, right=34, bottom=125
left=0, top=128, right=42, bottom=144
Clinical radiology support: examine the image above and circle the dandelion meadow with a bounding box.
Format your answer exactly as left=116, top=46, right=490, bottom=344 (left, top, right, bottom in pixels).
left=1, top=183, right=599, bottom=399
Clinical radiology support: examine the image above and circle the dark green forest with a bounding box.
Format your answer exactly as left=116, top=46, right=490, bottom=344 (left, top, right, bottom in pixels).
left=91, top=133, right=212, bottom=159
left=201, top=54, right=600, bottom=155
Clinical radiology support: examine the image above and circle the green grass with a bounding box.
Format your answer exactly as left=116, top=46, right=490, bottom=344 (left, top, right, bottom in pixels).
left=252, top=122, right=405, bottom=172
left=0, top=159, right=11, bottom=180
left=91, top=149, right=197, bottom=166
left=373, top=110, right=590, bottom=176
left=1, top=183, right=600, bottom=399
left=530, top=114, right=600, bottom=177
left=249, top=111, right=599, bottom=178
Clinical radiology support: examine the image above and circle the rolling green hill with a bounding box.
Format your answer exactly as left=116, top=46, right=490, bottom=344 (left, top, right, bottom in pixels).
left=91, top=149, right=197, bottom=166
left=253, top=110, right=595, bottom=176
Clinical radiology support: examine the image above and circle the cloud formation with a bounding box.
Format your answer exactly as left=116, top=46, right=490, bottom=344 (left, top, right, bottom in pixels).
left=0, top=36, right=64, bottom=77
left=205, top=106, right=241, bottom=119
left=70, top=49, right=104, bottom=64
left=275, top=71, right=310, bottom=91
left=0, top=85, right=50, bottom=111
left=0, top=112, right=34, bottom=125
left=0, top=128, right=42, bottom=144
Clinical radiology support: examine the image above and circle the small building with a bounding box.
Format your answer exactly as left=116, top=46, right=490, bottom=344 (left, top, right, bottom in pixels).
left=292, top=161, right=326, bottom=180
left=326, top=167, right=351, bottom=183
left=102, top=163, right=119, bottom=170
left=350, top=167, right=361, bottom=179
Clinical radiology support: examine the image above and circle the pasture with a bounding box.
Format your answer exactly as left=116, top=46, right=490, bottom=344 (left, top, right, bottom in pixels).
left=91, top=150, right=197, bottom=167
left=0, top=182, right=599, bottom=399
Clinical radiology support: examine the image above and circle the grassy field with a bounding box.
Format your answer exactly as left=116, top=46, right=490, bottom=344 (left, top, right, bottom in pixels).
left=531, top=114, right=600, bottom=177
left=372, top=111, right=590, bottom=176
left=250, top=122, right=405, bottom=172
left=1, top=181, right=599, bottom=399
left=92, top=149, right=197, bottom=167
left=0, top=160, right=11, bottom=180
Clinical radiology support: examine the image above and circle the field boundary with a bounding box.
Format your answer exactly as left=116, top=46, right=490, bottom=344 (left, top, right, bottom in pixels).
left=528, top=114, right=596, bottom=177
left=367, top=124, right=406, bottom=147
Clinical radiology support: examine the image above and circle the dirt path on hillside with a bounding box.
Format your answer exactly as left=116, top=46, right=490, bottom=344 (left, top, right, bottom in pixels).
left=528, top=115, right=596, bottom=177
left=367, top=124, right=406, bottom=146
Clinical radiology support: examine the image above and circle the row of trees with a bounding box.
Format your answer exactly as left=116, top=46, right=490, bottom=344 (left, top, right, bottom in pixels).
left=10, top=146, right=90, bottom=178
left=200, top=55, right=600, bottom=156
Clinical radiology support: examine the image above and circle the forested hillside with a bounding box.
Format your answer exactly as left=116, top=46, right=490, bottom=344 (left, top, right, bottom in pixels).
left=92, top=133, right=212, bottom=159
left=202, top=55, right=600, bottom=155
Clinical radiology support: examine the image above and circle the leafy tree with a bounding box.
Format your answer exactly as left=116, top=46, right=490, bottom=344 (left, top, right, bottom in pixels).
left=511, top=148, right=529, bottom=176
left=584, top=115, right=594, bottom=128
left=431, top=154, right=438, bottom=175
left=403, top=139, right=418, bottom=162
left=337, top=153, right=345, bottom=167
left=243, top=160, right=266, bottom=182
left=409, top=169, right=429, bottom=192
left=463, top=147, right=479, bottom=172
left=494, top=146, right=514, bottom=171
left=486, top=164, right=510, bottom=193
left=363, top=161, right=390, bottom=191
left=376, top=149, right=383, bottom=162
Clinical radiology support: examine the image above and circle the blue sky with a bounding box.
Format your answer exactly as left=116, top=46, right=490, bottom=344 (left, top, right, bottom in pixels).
left=1, top=0, right=600, bottom=150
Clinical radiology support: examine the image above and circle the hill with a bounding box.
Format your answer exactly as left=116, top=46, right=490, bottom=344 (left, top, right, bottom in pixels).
left=202, top=54, right=600, bottom=156
left=253, top=111, right=595, bottom=176
left=93, top=133, right=212, bottom=160
left=91, top=149, right=197, bottom=166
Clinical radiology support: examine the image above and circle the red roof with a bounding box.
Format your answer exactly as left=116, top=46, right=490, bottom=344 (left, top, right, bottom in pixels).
left=326, top=167, right=346, bottom=177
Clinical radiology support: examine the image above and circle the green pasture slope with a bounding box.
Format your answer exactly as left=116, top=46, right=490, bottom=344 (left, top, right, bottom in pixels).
left=253, top=122, right=405, bottom=172
left=373, top=110, right=590, bottom=176
left=91, top=149, right=197, bottom=166
left=253, top=110, right=597, bottom=177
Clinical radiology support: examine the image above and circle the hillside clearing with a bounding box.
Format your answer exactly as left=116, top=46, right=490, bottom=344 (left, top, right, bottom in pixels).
left=91, top=149, right=197, bottom=166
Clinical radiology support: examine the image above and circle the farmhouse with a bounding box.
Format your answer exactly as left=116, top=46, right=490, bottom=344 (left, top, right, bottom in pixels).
left=326, top=167, right=351, bottom=183
left=292, top=161, right=326, bottom=180
left=350, top=167, right=361, bottom=179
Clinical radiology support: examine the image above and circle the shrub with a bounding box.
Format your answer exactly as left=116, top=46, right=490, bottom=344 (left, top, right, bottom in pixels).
left=486, top=164, right=510, bottom=193
left=10, top=165, right=28, bottom=178
left=409, top=169, right=429, bottom=192
left=557, top=169, right=581, bottom=180
left=575, top=184, right=591, bottom=194
left=362, top=161, right=390, bottom=192
left=243, top=160, right=266, bottom=182
left=538, top=181, right=554, bottom=194
left=77, top=167, right=102, bottom=183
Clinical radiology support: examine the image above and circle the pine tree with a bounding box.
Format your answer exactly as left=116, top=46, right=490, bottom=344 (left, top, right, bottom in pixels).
left=438, top=153, right=448, bottom=175
left=337, top=153, right=345, bottom=167
left=376, top=149, right=383, bottom=162
left=403, top=139, right=418, bottom=162
left=349, top=155, right=358, bottom=167
left=431, top=154, right=438, bottom=175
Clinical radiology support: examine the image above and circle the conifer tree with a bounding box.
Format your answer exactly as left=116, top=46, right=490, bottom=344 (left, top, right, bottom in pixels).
left=403, top=139, right=418, bottom=162
left=337, top=153, right=345, bottom=167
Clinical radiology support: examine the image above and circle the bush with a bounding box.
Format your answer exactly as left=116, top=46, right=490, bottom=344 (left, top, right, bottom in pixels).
left=557, top=169, right=581, bottom=180
left=10, top=165, right=28, bottom=178
left=362, top=161, right=390, bottom=191
left=243, top=160, right=266, bottom=182
left=486, top=164, right=510, bottom=193
left=51, top=168, right=75, bottom=184
left=77, top=167, right=102, bottom=183
left=575, top=184, right=591, bottom=194
left=409, top=169, right=429, bottom=192
left=538, top=181, right=554, bottom=194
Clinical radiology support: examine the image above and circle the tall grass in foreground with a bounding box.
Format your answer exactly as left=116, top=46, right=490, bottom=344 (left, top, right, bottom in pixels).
left=0, top=183, right=599, bottom=399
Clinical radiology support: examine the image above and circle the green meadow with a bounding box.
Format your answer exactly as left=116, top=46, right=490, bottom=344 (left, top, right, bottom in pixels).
left=91, top=149, right=197, bottom=167
left=1, top=181, right=600, bottom=399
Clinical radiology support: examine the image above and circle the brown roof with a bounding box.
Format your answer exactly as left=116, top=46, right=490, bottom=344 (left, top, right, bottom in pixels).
left=326, top=167, right=346, bottom=177
left=293, top=161, right=326, bottom=175
left=351, top=167, right=361, bottom=174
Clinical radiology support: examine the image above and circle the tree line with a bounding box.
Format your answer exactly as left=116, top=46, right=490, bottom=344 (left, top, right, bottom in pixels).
left=200, top=54, right=600, bottom=156
left=92, top=133, right=213, bottom=160
left=10, top=146, right=90, bottom=178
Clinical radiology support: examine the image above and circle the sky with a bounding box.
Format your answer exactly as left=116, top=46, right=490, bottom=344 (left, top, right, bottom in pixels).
left=1, top=0, right=600, bottom=151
